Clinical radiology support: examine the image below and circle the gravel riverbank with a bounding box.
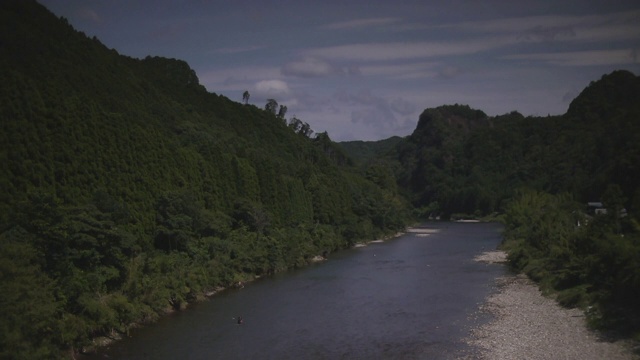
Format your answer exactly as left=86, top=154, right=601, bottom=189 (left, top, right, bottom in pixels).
left=467, top=251, right=639, bottom=360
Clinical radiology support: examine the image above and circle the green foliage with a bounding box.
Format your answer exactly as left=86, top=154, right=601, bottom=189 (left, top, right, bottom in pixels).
left=0, top=229, right=63, bottom=359
left=0, top=2, right=414, bottom=358
left=338, top=136, right=404, bottom=166
left=378, top=70, right=640, bottom=219
left=502, top=189, right=640, bottom=334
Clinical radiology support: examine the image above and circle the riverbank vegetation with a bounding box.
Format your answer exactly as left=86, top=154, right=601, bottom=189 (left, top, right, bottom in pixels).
left=501, top=189, right=640, bottom=337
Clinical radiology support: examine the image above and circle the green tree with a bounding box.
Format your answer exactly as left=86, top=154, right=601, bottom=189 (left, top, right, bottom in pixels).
left=242, top=90, right=250, bottom=105
left=602, top=184, right=626, bottom=234
left=0, top=228, right=63, bottom=359
left=265, top=98, right=278, bottom=114
left=277, top=105, right=287, bottom=120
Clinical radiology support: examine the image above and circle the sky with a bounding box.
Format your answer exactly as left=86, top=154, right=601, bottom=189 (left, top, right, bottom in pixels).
left=39, top=0, right=640, bottom=141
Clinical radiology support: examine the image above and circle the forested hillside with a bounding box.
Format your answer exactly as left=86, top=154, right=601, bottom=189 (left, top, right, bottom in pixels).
left=351, top=71, right=640, bottom=337
left=0, top=2, right=411, bottom=358
left=362, top=71, right=640, bottom=220
left=338, top=136, right=403, bottom=166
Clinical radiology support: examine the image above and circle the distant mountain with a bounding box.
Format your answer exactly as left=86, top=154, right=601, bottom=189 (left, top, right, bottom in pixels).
left=338, top=136, right=404, bottom=166
left=388, top=71, right=640, bottom=218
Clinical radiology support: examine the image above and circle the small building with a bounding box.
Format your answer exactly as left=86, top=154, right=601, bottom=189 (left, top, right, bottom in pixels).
left=587, top=202, right=627, bottom=217
left=587, top=202, right=606, bottom=215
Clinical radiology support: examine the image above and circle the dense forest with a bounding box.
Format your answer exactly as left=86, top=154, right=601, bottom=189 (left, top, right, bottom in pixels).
left=349, top=72, right=640, bottom=221
left=0, top=2, right=411, bottom=358
left=341, top=71, right=640, bottom=337
left=2, top=1, right=640, bottom=359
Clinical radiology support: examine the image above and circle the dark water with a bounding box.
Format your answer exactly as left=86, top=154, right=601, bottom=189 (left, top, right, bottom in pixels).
left=87, top=222, right=506, bottom=360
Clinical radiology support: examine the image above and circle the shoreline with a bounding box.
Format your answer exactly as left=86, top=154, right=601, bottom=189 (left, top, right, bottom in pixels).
left=82, top=228, right=411, bottom=355
left=468, top=250, right=639, bottom=360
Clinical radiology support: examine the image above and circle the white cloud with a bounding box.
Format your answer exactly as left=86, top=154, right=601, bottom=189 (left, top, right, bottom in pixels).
left=254, top=79, right=291, bottom=98
left=389, top=97, right=417, bottom=115
left=213, top=45, right=267, bottom=54
left=197, top=65, right=281, bottom=92
left=576, top=22, right=640, bottom=43
left=77, top=8, right=101, bottom=24
left=281, top=57, right=344, bottom=77
left=444, top=10, right=640, bottom=44
left=437, top=65, right=462, bottom=79
left=358, top=62, right=437, bottom=78
left=331, top=89, right=419, bottom=136
left=503, top=49, right=640, bottom=66
left=304, top=38, right=511, bottom=62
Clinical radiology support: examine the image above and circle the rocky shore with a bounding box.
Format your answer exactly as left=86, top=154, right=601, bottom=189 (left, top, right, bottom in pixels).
left=468, top=251, right=639, bottom=360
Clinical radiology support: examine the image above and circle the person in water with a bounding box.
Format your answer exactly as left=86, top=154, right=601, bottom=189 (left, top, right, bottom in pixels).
left=237, top=316, right=243, bottom=325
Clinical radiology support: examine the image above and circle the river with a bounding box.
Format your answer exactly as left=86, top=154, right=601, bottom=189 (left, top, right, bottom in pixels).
left=86, top=222, right=506, bottom=359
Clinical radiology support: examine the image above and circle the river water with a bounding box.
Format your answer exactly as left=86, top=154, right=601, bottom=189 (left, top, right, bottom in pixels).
left=87, top=222, right=506, bottom=359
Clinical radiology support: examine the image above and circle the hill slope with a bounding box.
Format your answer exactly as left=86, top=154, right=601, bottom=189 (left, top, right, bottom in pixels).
left=0, top=2, right=411, bottom=358
left=380, top=71, right=640, bottom=218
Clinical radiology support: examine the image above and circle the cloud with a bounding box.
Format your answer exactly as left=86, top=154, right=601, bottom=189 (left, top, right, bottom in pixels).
left=351, top=106, right=395, bottom=126
left=300, top=10, right=640, bottom=69
left=254, top=79, right=291, bottom=98
left=323, top=17, right=401, bottom=30
left=503, top=49, right=640, bottom=66
left=77, top=8, right=101, bottom=24
left=213, top=45, right=267, bottom=54
left=437, top=65, right=462, bottom=79
left=334, top=89, right=371, bottom=106
left=443, top=10, right=640, bottom=44
left=197, top=65, right=281, bottom=92
left=281, top=57, right=344, bottom=77
left=304, top=38, right=511, bottom=62
left=562, top=91, right=577, bottom=103
left=576, top=21, right=640, bottom=42
left=334, top=89, right=418, bottom=129
left=358, top=62, right=436, bottom=78
left=349, top=105, right=416, bottom=140
left=517, top=25, right=576, bottom=42
left=389, top=97, right=417, bottom=115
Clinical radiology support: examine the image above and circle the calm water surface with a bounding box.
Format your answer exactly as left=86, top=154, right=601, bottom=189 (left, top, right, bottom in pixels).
left=86, top=222, right=506, bottom=359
